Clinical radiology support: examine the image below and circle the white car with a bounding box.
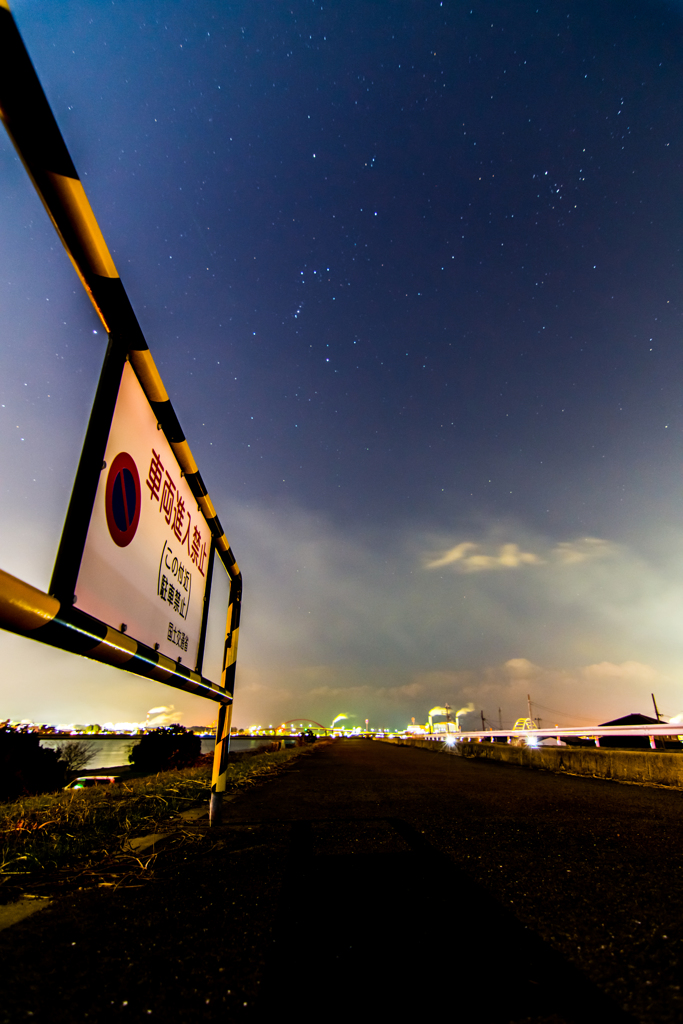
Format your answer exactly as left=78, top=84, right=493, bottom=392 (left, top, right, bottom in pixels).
left=64, top=775, right=120, bottom=790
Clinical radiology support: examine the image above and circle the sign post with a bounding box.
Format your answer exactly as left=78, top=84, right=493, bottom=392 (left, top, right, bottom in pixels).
left=0, top=2, right=241, bottom=825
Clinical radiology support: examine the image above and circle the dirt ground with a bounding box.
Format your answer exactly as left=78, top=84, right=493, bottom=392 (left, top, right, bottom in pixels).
left=3, top=738, right=682, bottom=1022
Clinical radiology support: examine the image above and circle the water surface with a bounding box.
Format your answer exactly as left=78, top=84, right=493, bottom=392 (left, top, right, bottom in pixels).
left=40, top=735, right=268, bottom=770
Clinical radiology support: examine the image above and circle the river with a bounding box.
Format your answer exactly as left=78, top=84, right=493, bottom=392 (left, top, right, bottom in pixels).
left=40, top=736, right=269, bottom=770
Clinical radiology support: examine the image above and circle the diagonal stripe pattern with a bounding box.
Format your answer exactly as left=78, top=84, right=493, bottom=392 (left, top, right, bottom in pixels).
left=0, top=2, right=242, bottom=820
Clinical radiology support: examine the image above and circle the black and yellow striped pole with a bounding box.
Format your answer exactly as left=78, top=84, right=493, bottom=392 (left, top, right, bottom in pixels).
left=0, top=2, right=241, bottom=825
left=209, top=589, right=241, bottom=822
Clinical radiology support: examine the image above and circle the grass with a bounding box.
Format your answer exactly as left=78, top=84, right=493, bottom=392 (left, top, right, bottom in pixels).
left=0, top=746, right=309, bottom=896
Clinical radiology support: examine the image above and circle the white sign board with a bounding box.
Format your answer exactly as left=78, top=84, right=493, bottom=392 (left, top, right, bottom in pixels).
left=75, top=361, right=212, bottom=666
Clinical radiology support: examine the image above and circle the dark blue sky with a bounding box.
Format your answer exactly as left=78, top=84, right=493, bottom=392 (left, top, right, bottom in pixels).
left=3, top=0, right=683, bottom=730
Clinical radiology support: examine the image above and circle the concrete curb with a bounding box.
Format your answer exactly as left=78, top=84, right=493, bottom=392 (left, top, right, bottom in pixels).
left=128, top=800, right=217, bottom=854
left=379, top=737, right=683, bottom=789
left=0, top=897, right=51, bottom=932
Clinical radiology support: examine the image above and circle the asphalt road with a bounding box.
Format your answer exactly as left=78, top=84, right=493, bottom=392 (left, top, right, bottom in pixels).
left=2, top=738, right=683, bottom=1023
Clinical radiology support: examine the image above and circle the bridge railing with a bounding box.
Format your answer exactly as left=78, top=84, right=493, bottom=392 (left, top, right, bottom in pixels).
left=406, top=723, right=683, bottom=745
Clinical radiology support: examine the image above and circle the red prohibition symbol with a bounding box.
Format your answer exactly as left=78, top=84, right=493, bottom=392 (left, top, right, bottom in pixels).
left=105, top=452, right=141, bottom=547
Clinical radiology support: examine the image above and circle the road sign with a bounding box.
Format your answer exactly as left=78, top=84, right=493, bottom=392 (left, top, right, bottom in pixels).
left=105, top=452, right=141, bottom=547
left=0, top=3, right=242, bottom=824
left=76, top=362, right=213, bottom=666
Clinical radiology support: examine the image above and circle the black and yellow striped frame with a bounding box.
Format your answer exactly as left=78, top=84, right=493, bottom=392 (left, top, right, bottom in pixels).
left=0, top=0, right=242, bottom=763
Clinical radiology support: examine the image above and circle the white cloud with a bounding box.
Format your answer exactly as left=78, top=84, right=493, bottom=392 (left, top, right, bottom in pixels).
left=198, top=507, right=683, bottom=727
left=552, top=537, right=616, bottom=564
left=449, top=658, right=674, bottom=727
left=426, top=536, right=616, bottom=573
left=146, top=704, right=181, bottom=726
left=3, top=490, right=683, bottom=733
left=426, top=541, right=543, bottom=572
left=580, top=660, right=661, bottom=683
left=308, top=680, right=427, bottom=703
left=254, top=657, right=675, bottom=731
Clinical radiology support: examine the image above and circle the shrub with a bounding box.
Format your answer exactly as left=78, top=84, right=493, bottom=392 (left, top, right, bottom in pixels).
left=0, top=728, right=66, bottom=801
left=129, top=725, right=201, bottom=772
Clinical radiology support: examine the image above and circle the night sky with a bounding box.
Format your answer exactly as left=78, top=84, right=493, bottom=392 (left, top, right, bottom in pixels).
left=3, top=0, right=683, bottom=731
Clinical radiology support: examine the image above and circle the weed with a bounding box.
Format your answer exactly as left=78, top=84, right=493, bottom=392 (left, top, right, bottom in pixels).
left=0, top=747, right=304, bottom=890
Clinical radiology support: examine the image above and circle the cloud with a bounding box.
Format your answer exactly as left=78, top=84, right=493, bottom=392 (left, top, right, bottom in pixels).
left=146, top=705, right=181, bottom=726
left=261, top=657, right=674, bottom=731
left=4, top=488, right=683, bottom=733
left=552, top=537, right=616, bottom=564
left=202, top=505, right=683, bottom=728
left=308, top=684, right=373, bottom=700
left=308, top=680, right=427, bottom=702
left=449, top=658, right=673, bottom=727
left=425, top=536, right=616, bottom=572
left=102, top=721, right=145, bottom=732
left=425, top=541, right=542, bottom=572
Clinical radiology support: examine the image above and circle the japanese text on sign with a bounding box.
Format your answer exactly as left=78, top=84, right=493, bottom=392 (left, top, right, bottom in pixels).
left=146, top=449, right=208, bottom=575
left=158, top=540, right=191, bottom=620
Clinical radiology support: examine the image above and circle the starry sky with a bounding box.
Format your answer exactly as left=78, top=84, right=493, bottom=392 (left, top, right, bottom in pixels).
left=3, top=0, right=683, bottom=731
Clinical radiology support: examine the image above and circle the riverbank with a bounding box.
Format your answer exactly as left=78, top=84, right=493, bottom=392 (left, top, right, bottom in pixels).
left=0, top=743, right=329, bottom=899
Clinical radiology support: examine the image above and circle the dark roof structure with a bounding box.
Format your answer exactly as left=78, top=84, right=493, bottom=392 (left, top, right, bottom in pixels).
left=599, top=713, right=660, bottom=727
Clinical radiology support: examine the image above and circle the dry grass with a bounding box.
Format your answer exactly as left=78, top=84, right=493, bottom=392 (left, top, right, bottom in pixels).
left=0, top=747, right=305, bottom=892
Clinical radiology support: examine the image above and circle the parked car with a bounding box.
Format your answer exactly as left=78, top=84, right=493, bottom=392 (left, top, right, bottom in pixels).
left=64, top=775, right=120, bottom=790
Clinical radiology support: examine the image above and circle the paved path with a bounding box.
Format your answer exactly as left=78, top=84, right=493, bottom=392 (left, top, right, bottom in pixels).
left=3, top=739, right=683, bottom=1022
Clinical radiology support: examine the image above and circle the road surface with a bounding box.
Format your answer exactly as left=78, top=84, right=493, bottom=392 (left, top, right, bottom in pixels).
left=2, top=738, right=682, bottom=1022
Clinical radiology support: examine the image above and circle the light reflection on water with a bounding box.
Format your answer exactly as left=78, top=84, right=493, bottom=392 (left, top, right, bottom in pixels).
left=40, top=736, right=268, bottom=770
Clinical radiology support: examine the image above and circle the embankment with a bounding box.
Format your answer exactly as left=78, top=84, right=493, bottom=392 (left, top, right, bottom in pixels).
left=379, top=737, right=683, bottom=788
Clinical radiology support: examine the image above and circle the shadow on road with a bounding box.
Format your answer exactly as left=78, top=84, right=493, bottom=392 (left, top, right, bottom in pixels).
left=258, top=816, right=636, bottom=1023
